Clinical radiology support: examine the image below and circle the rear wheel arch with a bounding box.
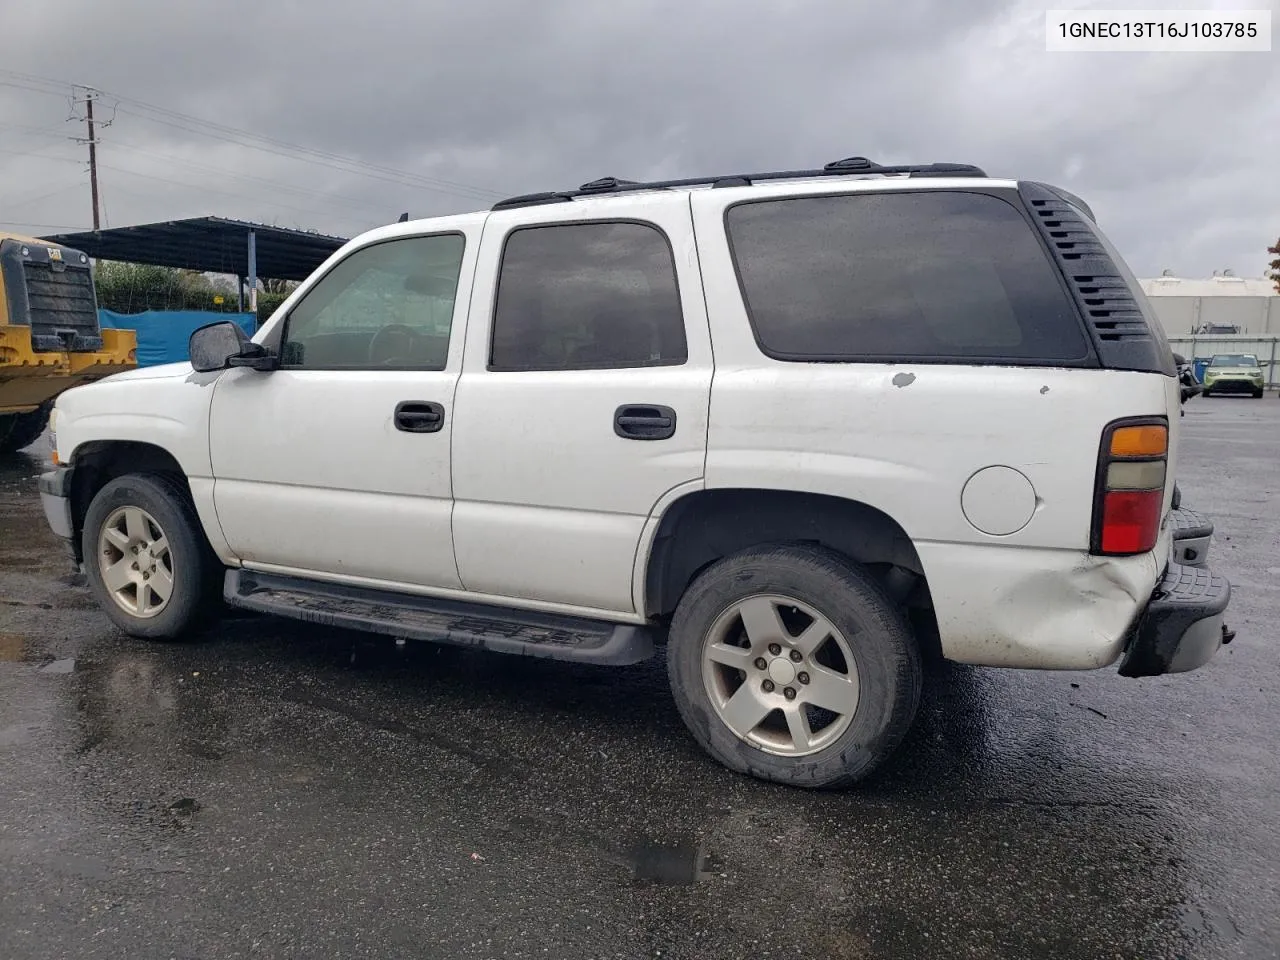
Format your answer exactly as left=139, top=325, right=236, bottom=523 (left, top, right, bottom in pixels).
left=642, top=488, right=935, bottom=626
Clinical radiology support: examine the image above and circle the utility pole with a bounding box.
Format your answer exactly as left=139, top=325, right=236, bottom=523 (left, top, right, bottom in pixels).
left=71, top=86, right=109, bottom=230
left=85, top=91, right=100, bottom=230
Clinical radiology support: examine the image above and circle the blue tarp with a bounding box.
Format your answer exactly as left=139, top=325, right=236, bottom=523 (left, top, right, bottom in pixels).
left=98, top=310, right=256, bottom=368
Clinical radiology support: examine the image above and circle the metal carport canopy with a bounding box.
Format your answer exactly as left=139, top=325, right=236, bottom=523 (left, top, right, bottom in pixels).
left=40, top=217, right=349, bottom=282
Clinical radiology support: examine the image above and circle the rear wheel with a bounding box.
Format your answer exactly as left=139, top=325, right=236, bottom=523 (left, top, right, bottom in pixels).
left=82, top=473, right=222, bottom=639
left=667, top=543, right=922, bottom=789
left=0, top=402, right=51, bottom=455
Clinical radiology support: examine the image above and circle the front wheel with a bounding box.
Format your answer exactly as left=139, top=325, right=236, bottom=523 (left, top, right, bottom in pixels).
left=667, top=544, right=922, bottom=789
left=82, top=473, right=222, bottom=639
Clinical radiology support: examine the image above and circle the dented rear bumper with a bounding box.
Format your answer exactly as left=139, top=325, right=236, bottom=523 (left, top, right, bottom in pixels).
left=1111, top=500, right=1236, bottom=677
left=919, top=497, right=1234, bottom=673
left=1117, top=560, right=1232, bottom=677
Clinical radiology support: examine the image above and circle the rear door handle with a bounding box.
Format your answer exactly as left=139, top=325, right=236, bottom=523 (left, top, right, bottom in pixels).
left=614, top=404, right=677, bottom=441
left=394, top=401, right=445, bottom=433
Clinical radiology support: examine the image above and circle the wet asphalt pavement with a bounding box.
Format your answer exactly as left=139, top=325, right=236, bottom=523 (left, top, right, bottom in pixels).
left=1, top=398, right=1277, bottom=960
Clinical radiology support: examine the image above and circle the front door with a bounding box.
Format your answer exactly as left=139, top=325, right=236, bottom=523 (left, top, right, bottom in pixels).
left=450, top=194, right=713, bottom=615
left=208, top=221, right=481, bottom=590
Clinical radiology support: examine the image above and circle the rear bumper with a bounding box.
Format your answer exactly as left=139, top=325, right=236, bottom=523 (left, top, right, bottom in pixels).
left=1170, top=505, right=1213, bottom=568
left=1118, top=561, right=1232, bottom=677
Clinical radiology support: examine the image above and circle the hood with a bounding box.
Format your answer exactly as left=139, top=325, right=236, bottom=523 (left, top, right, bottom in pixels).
left=96, top=361, right=195, bottom=383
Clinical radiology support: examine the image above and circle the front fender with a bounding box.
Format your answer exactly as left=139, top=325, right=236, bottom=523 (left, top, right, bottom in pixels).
left=56, top=372, right=217, bottom=478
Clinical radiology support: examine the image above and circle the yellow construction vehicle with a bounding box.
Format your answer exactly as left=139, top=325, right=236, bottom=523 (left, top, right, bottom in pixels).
left=0, top=232, right=136, bottom=455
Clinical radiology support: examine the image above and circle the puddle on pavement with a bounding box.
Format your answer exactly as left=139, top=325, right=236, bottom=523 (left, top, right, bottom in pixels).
left=628, top=836, right=716, bottom=885
left=0, top=633, right=26, bottom=661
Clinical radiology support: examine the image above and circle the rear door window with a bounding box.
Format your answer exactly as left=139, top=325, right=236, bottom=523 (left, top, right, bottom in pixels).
left=725, top=191, right=1090, bottom=364
left=489, top=221, right=687, bottom=372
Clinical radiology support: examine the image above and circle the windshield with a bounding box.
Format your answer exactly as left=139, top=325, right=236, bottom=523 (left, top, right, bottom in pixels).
left=1210, top=354, right=1258, bottom=367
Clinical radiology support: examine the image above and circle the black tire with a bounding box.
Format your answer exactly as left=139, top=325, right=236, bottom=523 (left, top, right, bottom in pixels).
left=667, top=543, right=922, bottom=789
left=0, top=402, right=51, bottom=455
left=1201, top=389, right=1211, bottom=398
left=81, top=473, right=223, bottom=640
left=1253, top=389, right=1264, bottom=399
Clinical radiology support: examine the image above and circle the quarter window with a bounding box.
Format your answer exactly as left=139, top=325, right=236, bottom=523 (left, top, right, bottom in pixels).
left=726, top=191, right=1090, bottom=364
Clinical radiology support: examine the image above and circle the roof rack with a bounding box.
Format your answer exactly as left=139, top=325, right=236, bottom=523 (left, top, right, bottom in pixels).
left=491, top=156, right=988, bottom=210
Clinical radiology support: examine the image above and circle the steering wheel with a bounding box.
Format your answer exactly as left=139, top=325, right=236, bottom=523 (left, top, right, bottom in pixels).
left=367, top=324, right=418, bottom=366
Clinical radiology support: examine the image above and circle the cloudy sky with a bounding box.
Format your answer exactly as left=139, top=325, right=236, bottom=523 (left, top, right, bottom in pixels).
left=0, top=0, right=1275, bottom=279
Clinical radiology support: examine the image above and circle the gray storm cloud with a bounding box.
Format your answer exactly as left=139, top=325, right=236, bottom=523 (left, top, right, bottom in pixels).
left=1, top=0, right=1275, bottom=276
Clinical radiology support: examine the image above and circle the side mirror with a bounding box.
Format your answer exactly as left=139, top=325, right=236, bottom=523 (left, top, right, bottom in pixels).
left=188, top=321, right=275, bottom=373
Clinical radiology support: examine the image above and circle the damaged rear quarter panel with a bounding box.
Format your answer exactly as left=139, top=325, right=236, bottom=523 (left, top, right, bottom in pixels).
left=916, top=527, right=1167, bottom=669
left=698, top=347, right=1174, bottom=669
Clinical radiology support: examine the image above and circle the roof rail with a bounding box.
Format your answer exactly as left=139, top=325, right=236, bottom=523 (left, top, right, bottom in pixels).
left=491, top=156, right=988, bottom=210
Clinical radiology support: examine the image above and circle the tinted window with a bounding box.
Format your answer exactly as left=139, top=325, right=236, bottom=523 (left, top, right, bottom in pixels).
left=726, top=191, right=1090, bottom=363
left=283, top=234, right=464, bottom=370
left=490, top=221, right=687, bottom=372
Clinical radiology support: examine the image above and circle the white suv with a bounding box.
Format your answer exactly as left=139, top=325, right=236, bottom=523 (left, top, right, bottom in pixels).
left=39, top=157, right=1233, bottom=788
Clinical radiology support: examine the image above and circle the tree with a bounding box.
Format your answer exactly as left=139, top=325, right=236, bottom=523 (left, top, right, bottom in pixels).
left=93, top=261, right=273, bottom=317
left=261, top=278, right=298, bottom=295
left=1269, top=237, right=1280, bottom=294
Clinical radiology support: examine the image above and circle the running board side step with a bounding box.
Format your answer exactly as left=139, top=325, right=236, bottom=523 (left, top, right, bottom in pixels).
left=223, top=570, right=656, bottom=666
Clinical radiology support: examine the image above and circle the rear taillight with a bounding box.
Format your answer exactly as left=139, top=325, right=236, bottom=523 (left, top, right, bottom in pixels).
left=1092, top=419, right=1168, bottom=556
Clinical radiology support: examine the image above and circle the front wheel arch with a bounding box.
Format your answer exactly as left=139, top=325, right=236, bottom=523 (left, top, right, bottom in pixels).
left=66, top=441, right=190, bottom=564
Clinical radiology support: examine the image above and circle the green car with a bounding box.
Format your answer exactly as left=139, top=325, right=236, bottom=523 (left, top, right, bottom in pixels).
left=1202, top=353, right=1266, bottom=399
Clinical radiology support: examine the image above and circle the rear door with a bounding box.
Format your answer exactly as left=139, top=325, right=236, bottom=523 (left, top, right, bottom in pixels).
left=450, top=194, right=712, bottom=615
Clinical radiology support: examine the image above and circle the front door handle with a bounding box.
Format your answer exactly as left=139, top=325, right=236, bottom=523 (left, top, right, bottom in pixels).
left=394, top=401, right=445, bottom=433
left=614, top=404, right=677, bottom=441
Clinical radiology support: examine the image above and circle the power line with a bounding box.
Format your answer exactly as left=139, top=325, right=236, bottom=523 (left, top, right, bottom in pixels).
left=0, top=69, right=74, bottom=93
left=0, top=120, right=71, bottom=138
left=0, top=221, right=91, bottom=232
left=0, top=68, right=506, bottom=204
left=99, top=164, right=374, bottom=232
left=0, top=78, right=70, bottom=101
left=113, top=106, right=501, bottom=203
left=112, top=101, right=505, bottom=200
left=0, top=179, right=89, bottom=210
left=0, top=147, right=82, bottom=163
left=101, top=136, right=396, bottom=214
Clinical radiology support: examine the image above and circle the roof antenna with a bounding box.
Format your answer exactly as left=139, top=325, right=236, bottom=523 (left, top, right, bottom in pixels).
left=397, top=212, right=409, bottom=223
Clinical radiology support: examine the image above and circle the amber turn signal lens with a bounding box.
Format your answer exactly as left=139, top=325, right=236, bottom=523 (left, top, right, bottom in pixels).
left=1109, top=425, right=1167, bottom=458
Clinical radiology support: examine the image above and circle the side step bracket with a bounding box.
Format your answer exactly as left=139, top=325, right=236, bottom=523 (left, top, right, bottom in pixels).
left=224, top=570, right=656, bottom=666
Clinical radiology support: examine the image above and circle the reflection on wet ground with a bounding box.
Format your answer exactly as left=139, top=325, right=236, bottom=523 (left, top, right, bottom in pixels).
left=2, top=403, right=1278, bottom=960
